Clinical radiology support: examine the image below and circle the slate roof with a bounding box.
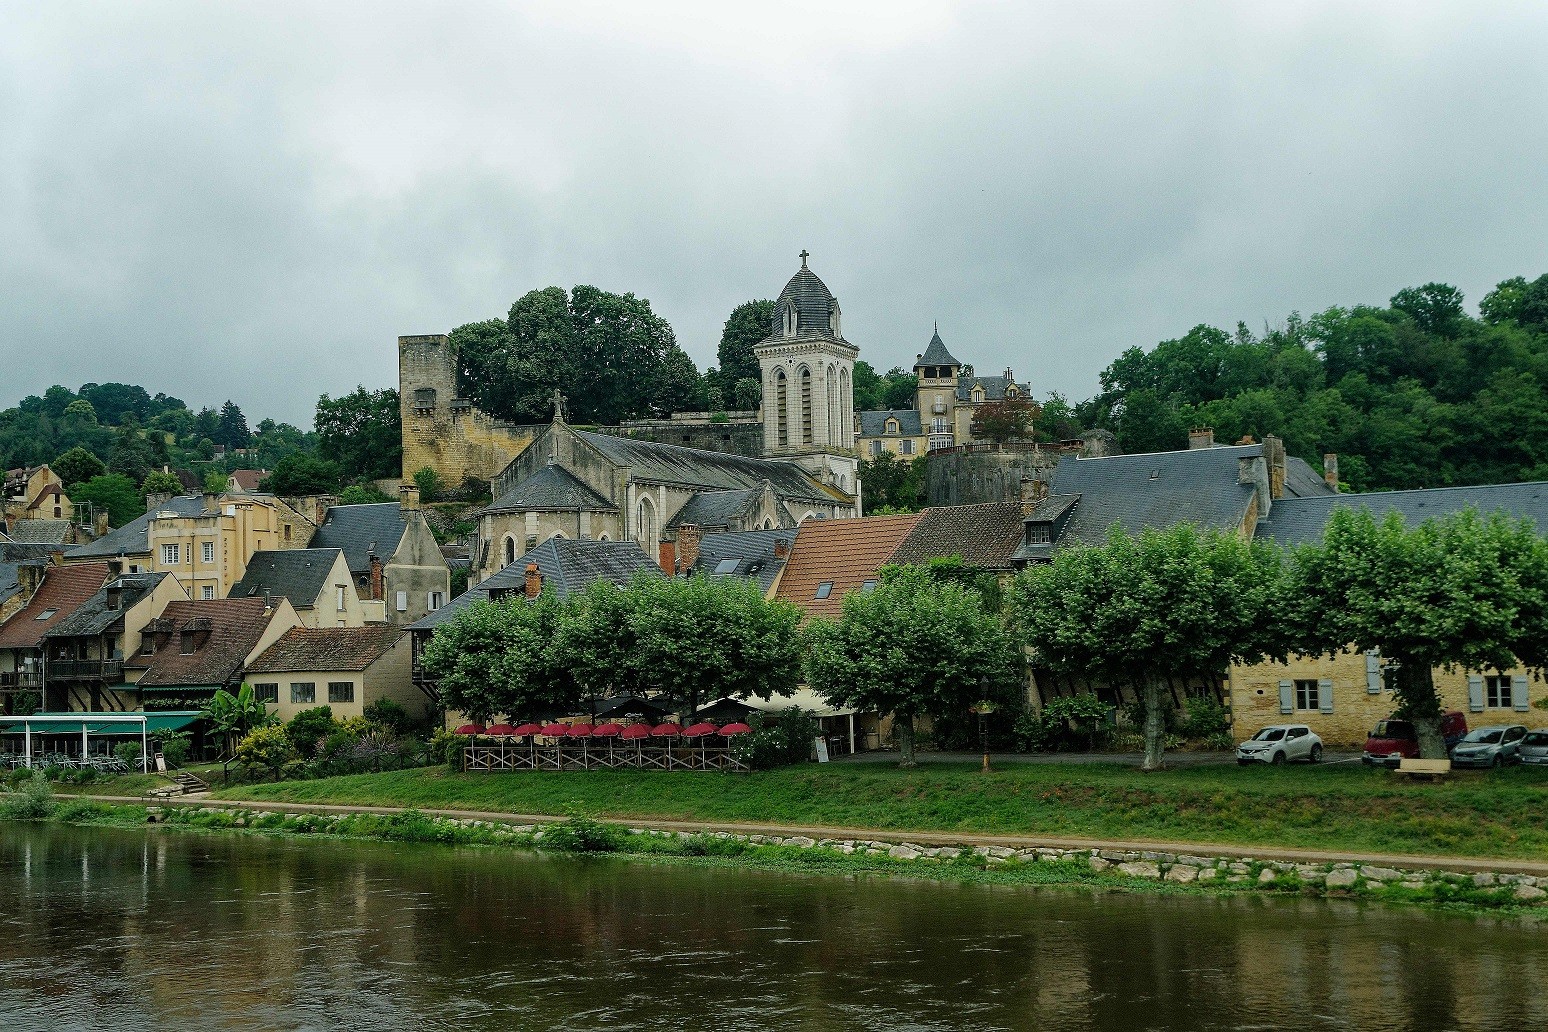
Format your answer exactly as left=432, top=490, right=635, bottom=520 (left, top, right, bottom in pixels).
left=247, top=625, right=406, bottom=674
left=694, top=528, right=798, bottom=594
left=916, top=328, right=960, bottom=368
left=665, top=489, right=776, bottom=531
left=0, top=563, right=113, bottom=649
left=228, top=549, right=344, bottom=609
left=70, top=495, right=206, bottom=558
left=309, top=503, right=410, bottom=575
left=0, top=563, right=21, bottom=608
left=6, top=519, right=73, bottom=545
left=774, top=513, right=924, bottom=621
left=890, top=502, right=1025, bottom=571
left=42, top=573, right=166, bottom=640
left=575, top=431, right=844, bottom=502
left=1045, top=445, right=1262, bottom=546
left=0, top=542, right=59, bottom=564
left=1283, top=457, right=1337, bottom=498
left=408, top=539, right=665, bottom=630
left=484, top=463, right=616, bottom=515
left=131, top=599, right=281, bottom=688
left=858, top=409, right=924, bottom=437
left=1256, top=482, right=1548, bottom=548
left=955, top=375, right=1030, bottom=403
left=768, top=261, right=843, bottom=342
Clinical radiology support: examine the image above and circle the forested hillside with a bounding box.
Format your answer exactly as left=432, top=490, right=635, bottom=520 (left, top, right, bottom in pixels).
left=1079, top=274, right=1548, bottom=491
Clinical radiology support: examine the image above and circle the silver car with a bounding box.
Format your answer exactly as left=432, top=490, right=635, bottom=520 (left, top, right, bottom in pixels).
left=1516, top=729, right=1548, bottom=766
left=1237, top=724, right=1324, bottom=765
left=1450, top=725, right=1528, bottom=769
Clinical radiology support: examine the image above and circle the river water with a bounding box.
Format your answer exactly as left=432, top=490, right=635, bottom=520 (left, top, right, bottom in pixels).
left=1, top=825, right=1545, bottom=1031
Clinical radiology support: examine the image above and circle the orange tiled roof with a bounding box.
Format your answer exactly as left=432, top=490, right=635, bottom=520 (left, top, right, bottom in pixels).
left=773, top=513, right=923, bottom=622
left=0, top=562, right=112, bottom=649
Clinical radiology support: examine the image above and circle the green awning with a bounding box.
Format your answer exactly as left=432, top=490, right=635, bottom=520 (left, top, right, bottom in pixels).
left=0, top=711, right=204, bottom=735
left=133, top=684, right=220, bottom=693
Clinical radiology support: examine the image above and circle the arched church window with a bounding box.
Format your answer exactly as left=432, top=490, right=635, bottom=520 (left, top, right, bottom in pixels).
left=636, top=496, right=657, bottom=551
left=799, top=366, right=813, bottom=445
left=503, top=535, right=516, bottom=568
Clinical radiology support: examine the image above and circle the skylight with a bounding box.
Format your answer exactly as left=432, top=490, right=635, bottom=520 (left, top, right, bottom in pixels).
left=815, top=582, right=834, bottom=599
left=714, top=558, right=740, bottom=575
left=34, top=609, right=57, bottom=621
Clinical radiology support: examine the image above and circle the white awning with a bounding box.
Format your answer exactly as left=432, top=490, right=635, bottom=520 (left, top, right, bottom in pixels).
left=744, top=687, right=856, bottom=719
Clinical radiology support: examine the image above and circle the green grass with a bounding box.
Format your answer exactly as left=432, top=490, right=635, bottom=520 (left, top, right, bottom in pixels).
left=213, top=761, right=1548, bottom=861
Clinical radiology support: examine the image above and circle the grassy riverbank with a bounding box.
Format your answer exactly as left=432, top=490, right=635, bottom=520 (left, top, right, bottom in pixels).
left=211, top=761, right=1548, bottom=861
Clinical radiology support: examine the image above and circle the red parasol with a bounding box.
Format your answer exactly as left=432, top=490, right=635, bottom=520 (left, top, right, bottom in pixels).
left=651, top=722, right=683, bottom=737
left=539, top=722, right=570, bottom=737
left=620, top=723, right=653, bottom=740
left=718, top=722, right=753, bottom=736
left=566, top=723, right=595, bottom=738
left=511, top=723, right=543, bottom=736
left=484, top=723, right=518, bottom=736
left=453, top=723, right=487, bottom=735
left=681, top=722, right=718, bottom=738
left=592, top=722, right=624, bottom=737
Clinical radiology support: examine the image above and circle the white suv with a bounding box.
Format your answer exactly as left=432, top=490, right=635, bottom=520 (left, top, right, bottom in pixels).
left=1237, top=724, right=1324, bottom=765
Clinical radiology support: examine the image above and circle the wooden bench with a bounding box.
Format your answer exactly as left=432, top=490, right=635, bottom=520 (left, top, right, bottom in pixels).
left=1396, top=758, right=1451, bottom=780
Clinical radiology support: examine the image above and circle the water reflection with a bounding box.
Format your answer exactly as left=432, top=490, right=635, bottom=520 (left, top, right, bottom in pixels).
left=1, top=825, right=1544, bottom=1031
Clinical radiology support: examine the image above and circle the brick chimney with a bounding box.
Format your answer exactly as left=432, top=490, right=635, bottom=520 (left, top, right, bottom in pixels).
left=773, top=537, right=790, bottom=560
left=523, top=562, right=542, bottom=599
left=146, top=491, right=172, bottom=513
left=94, top=510, right=109, bottom=538
left=1323, top=453, right=1339, bottom=490
left=368, top=552, right=384, bottom=601
left=1262, top=435, right=1286, bottom=500
left=1188, top=427, right=1215, bottom=450
left=399, top=485, right=420, bottom=513
left=677, top=524, right=702, bottom=572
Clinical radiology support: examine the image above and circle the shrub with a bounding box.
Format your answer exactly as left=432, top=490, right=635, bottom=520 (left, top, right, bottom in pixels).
left=285, top=706, right=337, bottom=758
left=157, top=731, right=192, bottom=768
left=236, top=725, right=298, bottom=778
left=412, top=466, right=444, bottom=503
left=1015, top=694, right=1111, bottom=752
left=0, top=772, right=57, bottom=821
left=542, top=811, right=624, bottom=853
left=1180, top=697, right=1231, bottom=744
left=351, top=730, right=405, bottom=773
left=115, top=741, right=144, bottom=769
left=733, top=708, right=822, bottom=769
left=363, top=698, right=414, bottom=735
left=428, top=727, right=465, bottom=768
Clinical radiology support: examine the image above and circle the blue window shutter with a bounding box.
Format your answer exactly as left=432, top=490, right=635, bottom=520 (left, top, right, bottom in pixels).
left=1278, top=680, right=1293, bottom=715
left=1512, top=674, right=1531, bottom=712
left=1319, top=678, right=1334, bottom=715
left=1467, top=674, right=1484, bottom=712
left=1365, top=652, right=1381, bottom=694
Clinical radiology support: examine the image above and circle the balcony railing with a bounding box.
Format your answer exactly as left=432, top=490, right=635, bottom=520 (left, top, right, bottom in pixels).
left=46, top=660, right=124, bottom=682
left=0, top=671, right=42, bottom=690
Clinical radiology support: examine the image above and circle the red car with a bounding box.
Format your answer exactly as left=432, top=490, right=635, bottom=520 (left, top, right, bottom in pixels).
left=1362, top=711, right=1468, bottom=766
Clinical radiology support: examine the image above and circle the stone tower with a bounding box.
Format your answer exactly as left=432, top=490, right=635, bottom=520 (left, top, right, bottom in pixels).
left=753, top=252, right=860, bottom=498
left=397, top=334, right=537, bottom=488
left=914, top=326, right=963, bottom=451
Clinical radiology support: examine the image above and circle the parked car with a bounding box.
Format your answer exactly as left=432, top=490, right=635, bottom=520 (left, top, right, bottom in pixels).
left=1449, top=725, right=1528, bottom=768
left=1237, top=724, right=1323, bottom=765
left=1519, top=730, right=1548, bottom=766
left=1362, top=711, right=1469, bottom=766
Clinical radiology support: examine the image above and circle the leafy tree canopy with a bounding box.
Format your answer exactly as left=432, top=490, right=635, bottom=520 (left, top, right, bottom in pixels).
left=71, top=473, right=144, bottom=529
left=717, top=299, right=773, bottom=387
left=263, top=453, right=341, bottom=496
left=53, top=446, right=106, bottom=488
left=315, top=387, right=402, bottom=482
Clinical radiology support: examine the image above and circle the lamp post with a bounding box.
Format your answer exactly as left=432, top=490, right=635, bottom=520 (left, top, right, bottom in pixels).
left=970, top=700, right=997, bottom=774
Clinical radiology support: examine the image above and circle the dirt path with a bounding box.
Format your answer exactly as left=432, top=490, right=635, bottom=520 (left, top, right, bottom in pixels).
left=79, top=792, right=1548, bottom=877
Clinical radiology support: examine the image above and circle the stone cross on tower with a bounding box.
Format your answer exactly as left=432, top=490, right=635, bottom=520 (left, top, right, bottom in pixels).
left=798, top=249, right=809, bottom=268
left=551, top=388, right=566, bottom=423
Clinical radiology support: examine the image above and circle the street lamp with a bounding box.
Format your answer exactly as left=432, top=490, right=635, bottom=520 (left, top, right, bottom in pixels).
left=970, top=700, right=997, bottom=773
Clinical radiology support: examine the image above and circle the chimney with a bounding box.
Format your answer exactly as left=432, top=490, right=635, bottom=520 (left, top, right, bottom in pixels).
left=523, top=562, right=542, bottom=599
left=677, top=524, right=702, bottom=572
left=1262, top=435, right=1286, bottom=500
left=1323, top=453, right=1340, bottom=490
left=368, top=552, right=385, bottom=601
left=202, top=492, right=219, bottom=514
left=399, top=484, right=421, bottom=512
left=94, top=510, right=109, bottom=538
left=1188, top=427, right=1215, bottom=450
left=146, top=491, right=172, bottom=513
left=18, top=562, right=44, bottom=599
left=773, top=537, right=790, bottom=560
left=1003, top=366, right=1014, bottom=381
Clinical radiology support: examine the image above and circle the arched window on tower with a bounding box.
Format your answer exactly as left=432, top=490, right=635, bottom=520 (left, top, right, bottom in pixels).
left=826, top=365, right=839, bottom=446
left=774, top=369, right=789, bottom=447
left=783, top=303, right=798, bottom=337
left=839, top=366, right=851, bottom=446
left=799, top=366, right=814, bottom=445
left=636, top=496, right=658, bottom=555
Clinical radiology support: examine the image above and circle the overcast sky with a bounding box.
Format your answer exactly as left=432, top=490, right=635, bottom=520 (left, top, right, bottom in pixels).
left=4, top=2, right=1547, bottom=425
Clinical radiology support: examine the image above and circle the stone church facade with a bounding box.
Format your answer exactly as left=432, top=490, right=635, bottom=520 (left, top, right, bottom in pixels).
left=416, top=255, right=864, bottom=581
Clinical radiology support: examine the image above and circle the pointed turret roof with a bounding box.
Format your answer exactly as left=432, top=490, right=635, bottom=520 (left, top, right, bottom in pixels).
left=916, top=325, right=960, bottom=368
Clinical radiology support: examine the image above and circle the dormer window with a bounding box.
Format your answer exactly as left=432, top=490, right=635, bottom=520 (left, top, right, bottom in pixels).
left=782, top=303, right=798, bottom=337
left=972, top=387, right=985, bottom=403
left=1027, top=523, right=1052, bottom=545
left=1006, top=385, right=1019, bottom=398
left=885, top=419, right=899, bottom=435
left=829, top=301, right=842, bottom=337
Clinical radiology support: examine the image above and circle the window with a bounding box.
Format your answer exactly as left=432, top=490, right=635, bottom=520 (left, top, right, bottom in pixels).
left=714, top=558, right=740, bottom=575
left=885, top=419, right=898, bottom=435
left=861, top=580, right=878, bottom=593
left=504, top=537, right=517, bottom=567
left=395, top=591, right=408, bottom=612
left=1294, top=679, right=1320, bottom=711
left=1027, top=523, right=1051, bottom=545
left=815, top=581, right=834, bottom=599
left=328, top=681, right=355, bottom=704
left=201, top=541, right=215, bottom=564
left=284, top=525, right=292, bottom=542
left=161, top=544, right=180, bottom=565
left=428, top=591, right=444, bottom=611
left=140, top=637, right=155, bottom=655
left=253, top=682, right=278, bottom=704
left=869, top=441, right=883, bottom=456
left=901, top=440, right=914, bottom=455
left=1485, top=674, right=1512, bottom=708
left=200, top=585, right=215, bottom=600
left=34, top=608, right=57, bottom=621
left=336, top=586, right=347, bottom=611
left=290, top=682, right=316, bottom=704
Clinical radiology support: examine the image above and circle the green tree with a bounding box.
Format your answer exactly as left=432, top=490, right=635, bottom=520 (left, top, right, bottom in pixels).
left=1290, top=508, right=1548, bottom=758
left=264, top=454, right=341, bottom=495
left=412, top=466, right=444, bottom=503
left=202, top=469, right=228, bottom=495
left=1010, top=525, right=1289, bottom=771
left=805, top=564, right=1022, bottom=767
left=206, top=684, right=271, bottom=754
left=53, top=446, right=106, bottom=487
left=338, top=484, right=393, bottom=505
left=422, top=593, right=577, bottom=723
left=315, top=387, right=402, bottom=481
left=234, top=725, right=294, bottom=778
left=215, top=401, right=251, bottom=448
left=732, top=377, right=761, bottom=412
left=71, top=473, right=142, bottom=528
left=717, top=299, right=773, bottom=386
left=62, top=398, right=98, bottom=425
left=969, top=396, right=1042, bottom=444
left=140, top=469, right=182, bottom=496
left=858, top=453, right=926, bottom=513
